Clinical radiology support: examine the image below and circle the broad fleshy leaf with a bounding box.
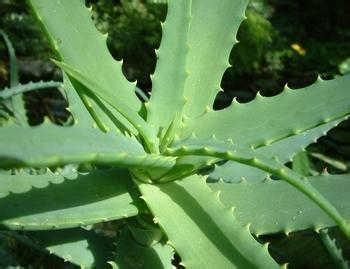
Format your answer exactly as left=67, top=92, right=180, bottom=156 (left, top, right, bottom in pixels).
left=209, top=174, right=350, bottom=235
left=148, top=0, right=249, bottom=131
left=138, top=175, right=279, bottom=269
left=0, top=169, right=138, bottom=230
left=178, top=76, right=350, bottom=148
left=0, top=122, right=175, bottom=169
left=210, top=119, right=345, bottom=182
left=28, top=0, right=140, bottom=111
left=146, top=0, right=190, bottom=131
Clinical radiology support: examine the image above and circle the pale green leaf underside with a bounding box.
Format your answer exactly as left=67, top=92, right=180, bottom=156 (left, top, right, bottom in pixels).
left=210, top=174, right=350, bottom=235
left=0, top=123, right=175, bottom=169
left=179, top=76, right=350, bottom=149
left=210, top=118, right=345, bottom=182
left=0, top=169, right=138, bottom=230
left=28, top=0, right=140, bottom=111
left=139, top=175, right=278, bottom=269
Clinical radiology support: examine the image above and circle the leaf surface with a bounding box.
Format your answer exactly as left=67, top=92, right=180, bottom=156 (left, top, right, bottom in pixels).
left=179, top=76, right=350, bottom=148
left=31, top=228, right=113, bottom=268
left=0, top=169, right=138, bottom=230
left=0, top=123, right=174, bottom=169
left=139, top=175, right=278, bottom=269
left=28, top=0, right=141, bottom=111
left=147, top=0, right=190, bottom=131
left=166, top=137, right=350, bottom=237
left=181, top=0, right=249, bottom=118
left=210, top=119, right=344, bottom=182
left=148, top=0, right=249, bottom=131
left=209, top=174, right=350, bottom=235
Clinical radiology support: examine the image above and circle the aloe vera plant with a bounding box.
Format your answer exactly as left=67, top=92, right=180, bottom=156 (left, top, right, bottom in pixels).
left=1, top=0, right=350, bottom=268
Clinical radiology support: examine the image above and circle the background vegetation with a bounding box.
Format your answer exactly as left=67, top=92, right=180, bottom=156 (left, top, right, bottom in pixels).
left=0, top=0, right=349, bottom=267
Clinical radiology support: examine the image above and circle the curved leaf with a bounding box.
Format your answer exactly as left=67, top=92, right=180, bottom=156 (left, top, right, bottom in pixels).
left=178, top=76, right=350, bottom=148
left=28, top=0, right=140, bottom=111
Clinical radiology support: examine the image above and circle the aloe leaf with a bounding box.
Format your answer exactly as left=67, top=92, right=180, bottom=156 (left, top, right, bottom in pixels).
left=27, top=0, right=141, bottom=111
left=182, top=0, right=249, bottom=119
left=146, top=0, right=190, bottom=131
left=179, top=76, right=350, bottom=149
left=210, top=162, right=267, bottom=183
left=165, top=137, right=350, bottom=237
left=0, top=169, right=138, bottom=230
left=138, top=175, right=279, bottom=269
left=0, top=122, right=175, bottom=169
left=148, top=0, right=249, bottom=127
left=209, top=174, right=350, bottom=235
left=210, top=120, right=342, bottom=182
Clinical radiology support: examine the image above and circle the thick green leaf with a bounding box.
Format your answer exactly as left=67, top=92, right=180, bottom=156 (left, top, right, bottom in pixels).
left=210, top=119, right=342, bottom=182
left=147, top=0, right=190, bottom=131
left=209, top=174, right=350, bottom=235
left=178, top=76, right=350, bottom=148
left=0, top=169, right=138, bottom=230
left=0, top=123, right=175, bottom=169
left=148, top=0, right=249, bottom=128
left=138, top=175, right=278, bottom=269
left=28, top=0, right=155, bottom=149
left=28, top=0, right=140, bottom=111
left=181, top=0, right=249, bottom=118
